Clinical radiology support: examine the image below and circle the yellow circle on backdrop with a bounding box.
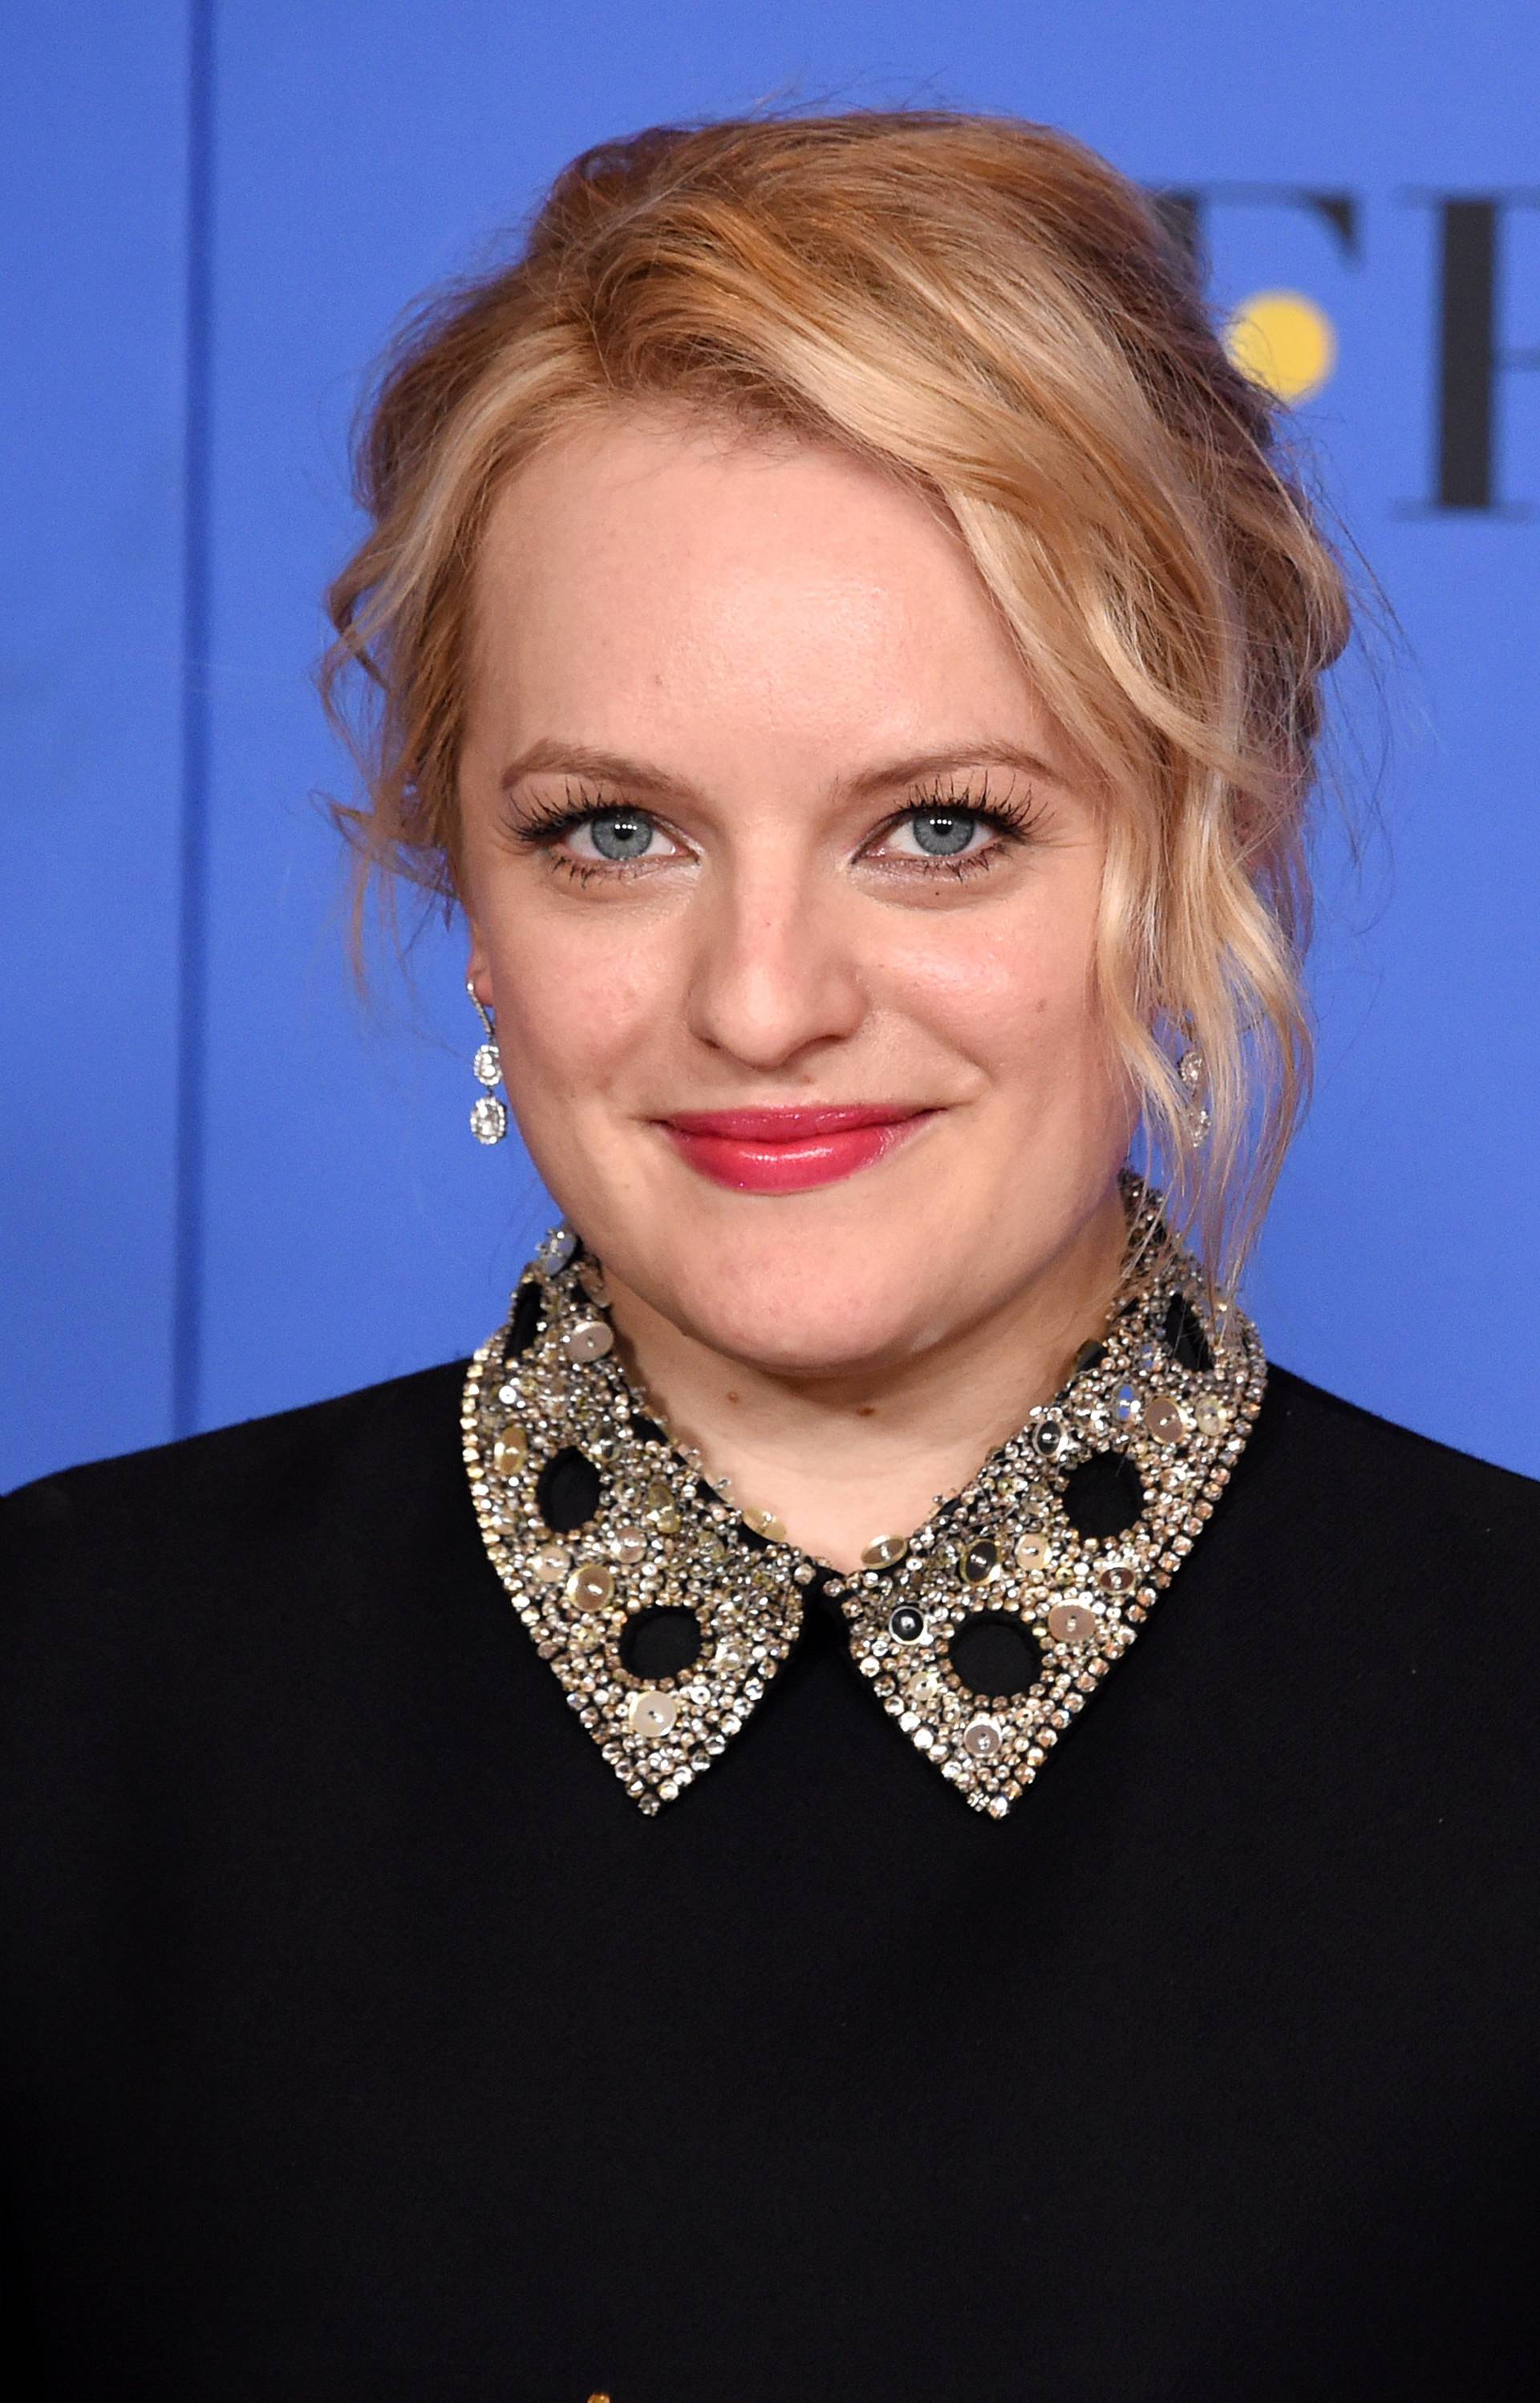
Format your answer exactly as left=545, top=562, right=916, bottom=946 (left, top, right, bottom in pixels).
left=1223, top=289, right=1337, bottom=403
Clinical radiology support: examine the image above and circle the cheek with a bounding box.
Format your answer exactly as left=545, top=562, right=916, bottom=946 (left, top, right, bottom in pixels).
left=881, top=894, right=1106, bottom=1076
left=483, top=904, right=677, bottom=1111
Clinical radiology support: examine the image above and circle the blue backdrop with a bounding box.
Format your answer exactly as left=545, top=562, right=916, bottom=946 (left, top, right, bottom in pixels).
left=3, top=0, right=1538, bottom=1493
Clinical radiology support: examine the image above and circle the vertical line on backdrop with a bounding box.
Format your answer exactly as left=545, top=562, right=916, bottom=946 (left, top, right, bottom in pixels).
left=172, top=0, right=215, bottom=1437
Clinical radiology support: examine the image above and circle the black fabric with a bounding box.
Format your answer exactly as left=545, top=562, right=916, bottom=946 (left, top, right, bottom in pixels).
left=947, top=1609, right=1041, bottom=1696
left=620, top=1605, right=703, bottom=1680
left=534, top=1445, right=604, bottom=1536
left=2, top=1360, right=1538, bottom=2403
left=1163, top=1291, right=1214, bottom=1375
left=505, top=1281, right=543, bottom=1361
left=1062, top=1446, right=1146, bottom=1536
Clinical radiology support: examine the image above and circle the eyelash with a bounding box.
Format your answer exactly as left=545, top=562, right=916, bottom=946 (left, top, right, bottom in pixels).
left=509, top=772, right=1045, bottom=886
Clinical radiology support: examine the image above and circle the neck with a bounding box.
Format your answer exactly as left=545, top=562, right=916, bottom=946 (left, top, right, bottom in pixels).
left=602, top=1184, right=1129, bottom=1574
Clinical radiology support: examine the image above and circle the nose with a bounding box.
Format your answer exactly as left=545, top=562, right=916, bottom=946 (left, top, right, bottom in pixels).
left=683, top=860, right=868, bottom=1072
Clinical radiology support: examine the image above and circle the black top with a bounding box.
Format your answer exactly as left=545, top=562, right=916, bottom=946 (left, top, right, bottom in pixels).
left=2, top=1359, right=1537, bottom=2402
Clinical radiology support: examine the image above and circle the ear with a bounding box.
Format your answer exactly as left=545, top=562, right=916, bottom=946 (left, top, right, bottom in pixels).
left=465, top=922, right=492, bottom=1010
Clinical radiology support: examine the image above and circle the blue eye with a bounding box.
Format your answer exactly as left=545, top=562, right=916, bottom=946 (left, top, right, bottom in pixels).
left=907, top=809, right=979, bottom=857
left=579, top=808, right=656, bottom=861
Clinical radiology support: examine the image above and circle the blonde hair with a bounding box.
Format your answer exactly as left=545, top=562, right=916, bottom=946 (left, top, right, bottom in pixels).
left=320, top=107, right=1352, bottom=1292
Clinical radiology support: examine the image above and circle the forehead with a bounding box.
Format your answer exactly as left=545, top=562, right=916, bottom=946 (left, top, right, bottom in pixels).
left=465, top=407, right=1062, bottom=770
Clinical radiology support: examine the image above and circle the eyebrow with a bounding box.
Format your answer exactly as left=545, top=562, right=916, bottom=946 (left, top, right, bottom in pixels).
left=498, top=737, right=1062, bottom=801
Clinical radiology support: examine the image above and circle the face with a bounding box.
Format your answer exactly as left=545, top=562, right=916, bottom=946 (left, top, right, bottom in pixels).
left=459, top=407, right=1136, bottom=1378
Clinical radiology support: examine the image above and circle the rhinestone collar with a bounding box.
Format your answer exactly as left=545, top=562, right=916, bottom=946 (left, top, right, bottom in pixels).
left=461, top=1177, right=1266, bottom=1818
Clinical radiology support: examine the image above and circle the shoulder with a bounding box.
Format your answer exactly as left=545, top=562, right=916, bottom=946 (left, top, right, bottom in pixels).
left=0, top=1360, right=505, bottom=1939
left=1217, top=1361, right=1540, bottom=1628
left=0, top=1358, right=473, bottom=1607
left=0, top=1360, right=489, bottom=1809
left=1258, top=1364, right=1528, bottom=1509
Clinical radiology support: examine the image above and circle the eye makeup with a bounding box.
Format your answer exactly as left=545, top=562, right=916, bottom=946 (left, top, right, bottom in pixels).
left=500, top=767, right=1047, bottom=887
left=865, top=771, right=1046, bottom=881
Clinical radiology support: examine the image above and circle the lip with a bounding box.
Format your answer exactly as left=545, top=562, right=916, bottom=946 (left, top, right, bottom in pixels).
left=659, top=1104, right=934, bottom=1194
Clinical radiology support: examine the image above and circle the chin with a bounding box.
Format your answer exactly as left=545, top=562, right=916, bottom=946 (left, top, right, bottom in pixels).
left=682, top=1291, right=923, bottom=1380
left=639, top=1222, right=965, bottom=1377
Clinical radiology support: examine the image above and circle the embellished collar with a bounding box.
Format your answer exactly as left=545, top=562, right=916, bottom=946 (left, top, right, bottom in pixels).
left=461, top=1177, right=1265, bottom=1817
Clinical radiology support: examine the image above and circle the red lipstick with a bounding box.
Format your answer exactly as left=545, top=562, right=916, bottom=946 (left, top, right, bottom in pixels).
left=660, top=1104, right=932, bottom=1193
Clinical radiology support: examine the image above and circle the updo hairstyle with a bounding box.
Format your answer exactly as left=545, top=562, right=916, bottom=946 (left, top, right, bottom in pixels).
left=322, top=108, right=1352, bottom=1290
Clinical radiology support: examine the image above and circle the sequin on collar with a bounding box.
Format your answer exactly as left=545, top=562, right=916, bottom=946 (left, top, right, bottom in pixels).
left=461, top=1179, right=1266, bottom=1817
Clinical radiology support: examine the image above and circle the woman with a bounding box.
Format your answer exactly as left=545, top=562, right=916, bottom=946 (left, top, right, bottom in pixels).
left=3, top=108, right=1535, bottom=2403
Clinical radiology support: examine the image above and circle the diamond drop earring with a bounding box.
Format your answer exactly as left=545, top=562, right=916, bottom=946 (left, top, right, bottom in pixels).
left=467, top=979, right=509, bottom=1145
left=1177, top=1043, right=1210, bottom=1149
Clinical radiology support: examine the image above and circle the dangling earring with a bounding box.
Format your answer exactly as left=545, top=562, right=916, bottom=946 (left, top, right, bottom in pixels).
left=1177, top=1043, right=1210, bottom=1150
left=467, top=979, right=509, bottom=1145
